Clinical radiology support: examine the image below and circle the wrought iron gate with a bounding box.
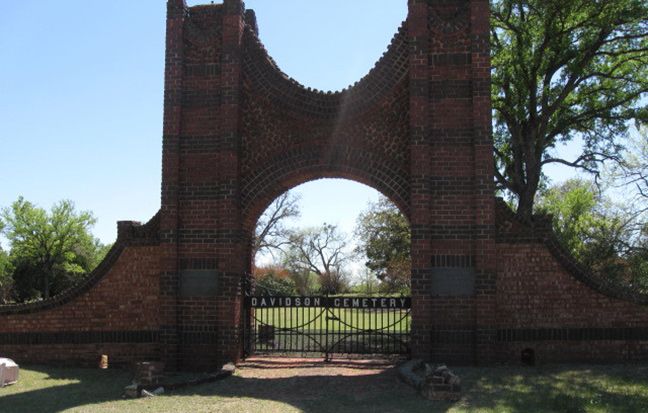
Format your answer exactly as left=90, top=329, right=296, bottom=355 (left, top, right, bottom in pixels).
left=244, top=295, right=411, bottom=359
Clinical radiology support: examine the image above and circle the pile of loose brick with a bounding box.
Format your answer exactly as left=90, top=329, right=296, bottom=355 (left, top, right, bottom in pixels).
left=398, top=359, right=461, bottom=402
left=134, top=361, right=165, bottom=385
left=420, top=364, right=461, bottom=402
left=124, top=361, right=165, bottom=398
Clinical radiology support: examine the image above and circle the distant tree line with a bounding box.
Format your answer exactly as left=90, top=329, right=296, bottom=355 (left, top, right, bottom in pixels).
left=252, top=192, right=411, bottom=296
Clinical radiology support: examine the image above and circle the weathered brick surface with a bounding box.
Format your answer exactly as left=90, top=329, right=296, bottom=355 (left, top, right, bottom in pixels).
left=1, top=0, right=646, bottom=370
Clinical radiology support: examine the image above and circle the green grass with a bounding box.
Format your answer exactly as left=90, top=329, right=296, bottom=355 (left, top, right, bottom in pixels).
left=252, top=307, right=411, bottom=332
left=1, top=364, right=648, bottom=413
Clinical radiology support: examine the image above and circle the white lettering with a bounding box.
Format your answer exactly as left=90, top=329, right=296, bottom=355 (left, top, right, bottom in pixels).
left=285, top=297, right=292, bottom=307
left=334, top=298, right=341, bottom=307
left=390, top=298, right=397, bottom=308
left=343, top=298, right=350, bottom=308
left=295, top=297, right=301, bottom=307
left=260, top=298, right=267, bottom=307
left=362, top=298, right=369, bottom=308
left=371, top=298, right=378, bottom=308
left=400, top=298, right=407, bottom=308
left=314, top=297, right=321, bottom=306
left=304, top=298, right=311, bottom=306
left=269, top=298, right=276, bottom=306
left=381, top=298, right=387, bottom=308
left=352, top=298, right=360, bottom=308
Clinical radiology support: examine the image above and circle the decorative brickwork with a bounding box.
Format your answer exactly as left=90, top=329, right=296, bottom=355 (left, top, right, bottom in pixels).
left=1, top=0, right=647, bottom=370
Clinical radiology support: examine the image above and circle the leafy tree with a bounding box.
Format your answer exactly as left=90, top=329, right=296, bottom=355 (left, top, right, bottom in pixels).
left=351, top=268, right=381, bottom=296
left=286, top=268, right=319, bottom=296
left=253, top=191, right=300, bottom=259
left=536, top=179, right=648, bottom=287
left=252, top=266, right=297, bottom=296
left=283, top=224, right=351, bottom=295
left=536, top=180, right=601, bottom=257
left=0, top=197, right=108, bottom=300
left=491, top=0, right=648, bottom=219
left=354, top=197, right=411, bottom=293
left=0, top=242, right=13, bottom=304
left=627, top=243, right=648, bottom=291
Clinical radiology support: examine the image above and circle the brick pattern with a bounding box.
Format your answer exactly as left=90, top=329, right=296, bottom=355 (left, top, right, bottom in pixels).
left=408, top=0, right=496, bottom=364
left=239, top=22, right=411, bottom=231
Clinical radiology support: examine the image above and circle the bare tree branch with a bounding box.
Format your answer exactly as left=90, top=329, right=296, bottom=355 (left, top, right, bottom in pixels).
left=253, top=191, right=300, bottom=259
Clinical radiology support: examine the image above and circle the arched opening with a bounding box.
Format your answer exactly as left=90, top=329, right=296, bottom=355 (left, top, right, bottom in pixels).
left=243, top=178, right=412, bottom=360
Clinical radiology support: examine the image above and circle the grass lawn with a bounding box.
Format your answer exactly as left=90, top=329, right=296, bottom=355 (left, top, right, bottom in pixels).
left=1, top=363, right=648, bottom=413
left=252, top=307, right=411, bottom=331
left=0, top=366, right=648, bottom=413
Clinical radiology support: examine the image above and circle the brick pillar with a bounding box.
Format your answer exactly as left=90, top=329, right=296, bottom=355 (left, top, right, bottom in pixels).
left=159, top=0, right=247, bottom=371
left=408, top=0, right=434, bottom=361
left=159, top=0, right=186, bottom=371
left=408, top=0, right=495, bottom=364
left=469, top=0, right=498, bottom=364
left=215, top=0, right=246, bottom=366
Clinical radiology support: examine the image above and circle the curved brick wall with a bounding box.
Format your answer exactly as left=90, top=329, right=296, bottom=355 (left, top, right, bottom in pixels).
left=495, top=200, right=648, bottom=363
left=0, top=215, right=161, bottom=366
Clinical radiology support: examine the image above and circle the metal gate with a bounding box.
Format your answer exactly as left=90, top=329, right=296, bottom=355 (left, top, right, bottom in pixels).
left=244, top=295, right=411, bottom=359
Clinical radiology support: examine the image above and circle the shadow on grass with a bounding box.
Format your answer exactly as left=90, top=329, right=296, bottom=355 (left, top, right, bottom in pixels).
left=1, top=364, right=647, bottom=413
left=452, top=365, right=648, bottom=413
left=165, top=364, right=648, bottom=413
left=0, top=365, right=131, bottom=413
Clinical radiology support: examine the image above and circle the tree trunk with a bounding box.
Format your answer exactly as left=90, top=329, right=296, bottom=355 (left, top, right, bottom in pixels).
left=515, top=133, right=542, bottom=221
left=43, top=272, right=49, bottom=300
left=516, top=192, right=535, bottom=221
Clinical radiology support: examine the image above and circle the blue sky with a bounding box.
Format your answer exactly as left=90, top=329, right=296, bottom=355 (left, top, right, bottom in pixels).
left=0, top=0, right=410, bottom=249
left=0, top=0, right=578, bottom=255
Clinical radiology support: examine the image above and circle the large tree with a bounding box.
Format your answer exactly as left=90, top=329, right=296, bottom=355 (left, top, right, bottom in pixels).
left=354, top=197, right=411, bottom=293
left=283, top=224, right=351, bottom=295
left=0, top=197, right=108, bottom=300
left=253, top=191, right=300, bottom=259
left=491, top=0, right=648, bottom=219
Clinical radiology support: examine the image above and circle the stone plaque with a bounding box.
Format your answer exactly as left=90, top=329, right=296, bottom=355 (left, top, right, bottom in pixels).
left=430, top=268, right=475, bottom=296
left=179, top=270, right=218, bottom=297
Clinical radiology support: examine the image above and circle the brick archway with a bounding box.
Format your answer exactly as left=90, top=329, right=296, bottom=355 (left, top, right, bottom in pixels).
left=4, top=0, right=648, bottom=371
left=156, top=0, right=496, bottom=369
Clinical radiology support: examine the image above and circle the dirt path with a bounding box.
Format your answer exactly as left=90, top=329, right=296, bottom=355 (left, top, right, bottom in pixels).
left=237, top=357, right=400, bottom=378
left=230, top=356, right=423, bottom=411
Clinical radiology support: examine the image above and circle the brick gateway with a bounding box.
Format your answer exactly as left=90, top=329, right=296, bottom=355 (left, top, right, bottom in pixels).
left=1, top=0, right=648, bottom=371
